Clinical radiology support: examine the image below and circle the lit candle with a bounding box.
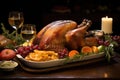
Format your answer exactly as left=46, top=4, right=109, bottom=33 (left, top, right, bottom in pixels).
left=101, top=16, right=113, bottom=34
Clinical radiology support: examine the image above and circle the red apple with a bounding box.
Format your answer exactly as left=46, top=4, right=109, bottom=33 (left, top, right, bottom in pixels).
left=0, top=49, right=16, bottom=60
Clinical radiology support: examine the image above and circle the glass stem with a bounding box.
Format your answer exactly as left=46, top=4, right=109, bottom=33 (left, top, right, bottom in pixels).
left=16, top=29, right=18, bottom=39
left=15, top=29, right=18, bottom=46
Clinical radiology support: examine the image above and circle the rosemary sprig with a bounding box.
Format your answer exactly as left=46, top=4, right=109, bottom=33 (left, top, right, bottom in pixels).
left=1, top=23, right=16, bottom=40
left=103, top=35, right=118, bottom=62
left=104, top=46, right=113, bottom=62
left=1, top=23, right=25, bottom=49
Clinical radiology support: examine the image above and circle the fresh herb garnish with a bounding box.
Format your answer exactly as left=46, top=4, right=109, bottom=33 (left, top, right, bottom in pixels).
left=98, top=34, right=118, bottom=62
left=1, top=23, right=25, bottom=49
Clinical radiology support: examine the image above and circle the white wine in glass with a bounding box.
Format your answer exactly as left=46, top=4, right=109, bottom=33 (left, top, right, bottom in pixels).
left=8, top=11, right=24, bottom=37
left=21, top=24, right=36, bottom=46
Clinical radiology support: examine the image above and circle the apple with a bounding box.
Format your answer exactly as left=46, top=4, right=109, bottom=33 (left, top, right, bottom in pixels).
left=0, top=49, right=16, bottom=60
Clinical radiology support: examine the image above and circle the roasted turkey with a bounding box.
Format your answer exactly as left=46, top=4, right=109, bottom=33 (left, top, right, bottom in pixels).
left=32, top=19, right=98, bottom=52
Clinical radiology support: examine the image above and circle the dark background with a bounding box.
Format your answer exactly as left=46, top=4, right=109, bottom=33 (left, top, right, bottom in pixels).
left=0, top=0, right=120, bottom=35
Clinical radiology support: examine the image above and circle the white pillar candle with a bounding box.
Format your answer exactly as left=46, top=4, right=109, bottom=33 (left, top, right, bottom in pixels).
left=101, top=16, right=113, bottom=34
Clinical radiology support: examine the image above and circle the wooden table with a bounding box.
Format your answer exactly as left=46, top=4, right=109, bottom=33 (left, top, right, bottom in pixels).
left=0, top=54, right=120, bottom=80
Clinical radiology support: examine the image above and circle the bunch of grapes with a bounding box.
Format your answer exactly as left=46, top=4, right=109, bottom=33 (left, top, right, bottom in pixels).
left=16, top=44, right=40, bottom=57
left=111, top=35, right=120, bottom=52
left=58, top=48, right=69, bottom=59
left=97, top=35, right=120, bottom=46
left=111, top=35, right=120, bottom=44
left=97, top=39, right=110, bottom=46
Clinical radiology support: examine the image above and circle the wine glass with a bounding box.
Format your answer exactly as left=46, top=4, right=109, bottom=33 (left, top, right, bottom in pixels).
left=21, top=24, right=36, bottom=46
left=8, top=11, right=24, bottom=38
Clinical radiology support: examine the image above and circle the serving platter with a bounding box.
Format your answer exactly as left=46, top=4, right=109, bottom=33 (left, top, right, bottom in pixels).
left=15, top=52, right=105, bottom=72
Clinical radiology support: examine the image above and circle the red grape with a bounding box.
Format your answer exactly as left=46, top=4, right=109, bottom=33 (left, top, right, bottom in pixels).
left=15, top=44, right=41, bottom=57
left=98, top=40, right=104, bottom=45
left=58, top=48, right=68, bottom=59
left=104, top=40, right=110, bottom=46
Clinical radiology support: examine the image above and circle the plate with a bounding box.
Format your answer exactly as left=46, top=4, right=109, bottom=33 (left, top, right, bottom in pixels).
left=16, top=52, right=105, bottom=69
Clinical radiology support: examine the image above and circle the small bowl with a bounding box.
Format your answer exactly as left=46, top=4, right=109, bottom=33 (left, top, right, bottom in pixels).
left=0, top=60, right=18, bottom=71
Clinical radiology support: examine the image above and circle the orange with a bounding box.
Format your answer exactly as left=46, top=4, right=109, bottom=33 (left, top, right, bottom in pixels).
left=29, top=52, right=42, bottom=61
left=68, top=50, right=79, bottom=58
left=92, top=46, right=98, bottom=53
left=81, top=46, right=92, bottom=54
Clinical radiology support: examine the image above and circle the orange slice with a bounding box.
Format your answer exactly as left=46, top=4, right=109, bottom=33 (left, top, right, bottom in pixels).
left=81, top=46, right=92, bottom=54
left=29, top=52, right=42, bottom=61
left=68, top=50, right=79, bottom=58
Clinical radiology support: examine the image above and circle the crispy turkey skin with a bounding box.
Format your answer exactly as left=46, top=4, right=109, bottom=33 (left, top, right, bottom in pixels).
left=32, top=19, right=98, bottom=52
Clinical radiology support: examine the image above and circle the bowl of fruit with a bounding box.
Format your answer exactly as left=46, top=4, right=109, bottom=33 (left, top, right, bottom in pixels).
left=15, top=45, right=67, bottom=68
left=15, top=44, right=106, bottom=68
